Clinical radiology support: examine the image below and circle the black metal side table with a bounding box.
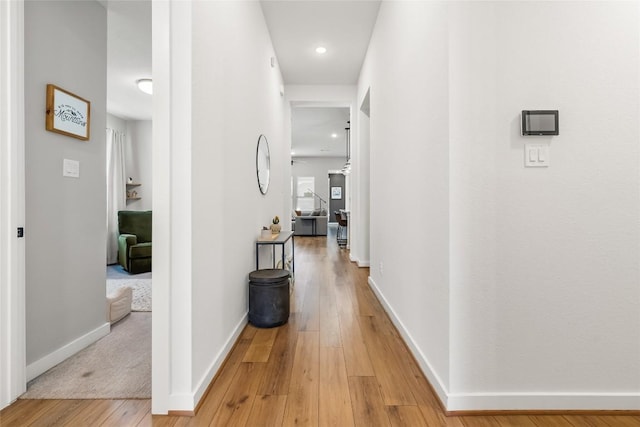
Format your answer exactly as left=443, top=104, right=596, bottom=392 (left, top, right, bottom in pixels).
left=255, top=230, right=295, bottom=273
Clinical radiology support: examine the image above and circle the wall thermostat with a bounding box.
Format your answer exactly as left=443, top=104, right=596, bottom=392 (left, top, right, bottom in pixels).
left=522, top=110, right=559, bottom=136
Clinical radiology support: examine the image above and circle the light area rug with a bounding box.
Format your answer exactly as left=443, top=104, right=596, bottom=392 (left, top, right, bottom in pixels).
left=107, top=279, right=151, bottom=312
left=106, top=264, right=151, bottom=312
left=21, top=312, right=151, bottom=399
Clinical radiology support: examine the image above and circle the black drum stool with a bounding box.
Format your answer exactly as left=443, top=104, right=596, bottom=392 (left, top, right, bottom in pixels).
left=248, top=269, right=290, bottom=328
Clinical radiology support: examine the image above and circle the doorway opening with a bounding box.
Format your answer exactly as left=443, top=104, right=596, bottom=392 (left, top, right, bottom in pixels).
left=19, top=0, right=153, bottom=401
left=290, top=106, right=350, bottom=242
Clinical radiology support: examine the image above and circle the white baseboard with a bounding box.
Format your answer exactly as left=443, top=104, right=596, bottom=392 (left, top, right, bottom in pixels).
left=447, top=392, right=640, bottom=411
left=349, top=253, right=370, bottom=268
left=367, top=276, right=640, bottom=412
left=189, top=312, right=248, bottom=410
left=367, top=276, right=450, bottom=407
left=26, top=322, right=110, bottom=381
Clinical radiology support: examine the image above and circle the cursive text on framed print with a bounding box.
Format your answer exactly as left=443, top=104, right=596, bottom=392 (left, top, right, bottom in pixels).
left=46, top=84, right=91, bottom=141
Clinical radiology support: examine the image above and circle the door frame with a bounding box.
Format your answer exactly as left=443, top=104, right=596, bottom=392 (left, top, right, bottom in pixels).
left=0, top=0, right=26, bottom=409
left=0, top=0, right=174, bottom=413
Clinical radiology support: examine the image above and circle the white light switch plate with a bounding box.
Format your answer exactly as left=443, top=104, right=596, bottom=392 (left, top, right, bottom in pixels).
left=525, top=144, right=549, bottom=168
left=63, top=159, right=80, bottom=178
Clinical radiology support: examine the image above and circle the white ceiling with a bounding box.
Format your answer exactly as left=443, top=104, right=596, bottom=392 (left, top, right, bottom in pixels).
left=105, top=0, right=152, bottom=121
left=292, top=107, right=350, bottom=158
left=104, top=0, right=378, bottom=157
left=261, top=1, right=378, bottom=157
left=260, top=1, right=381, bottom=84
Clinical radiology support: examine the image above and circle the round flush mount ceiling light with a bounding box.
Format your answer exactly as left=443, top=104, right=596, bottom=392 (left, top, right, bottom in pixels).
left=136, top=79, right=153, bottom=95
left=331, top=133, right=338, bottom=138
left=315, top=46, right=327, bottom=54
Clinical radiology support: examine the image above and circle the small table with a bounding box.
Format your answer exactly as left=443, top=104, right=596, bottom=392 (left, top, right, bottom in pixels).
left=256, top=231, right=295, bottom=273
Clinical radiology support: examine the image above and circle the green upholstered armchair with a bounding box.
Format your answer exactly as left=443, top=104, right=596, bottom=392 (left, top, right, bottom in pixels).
left=118, top=210, right=152, bottom=274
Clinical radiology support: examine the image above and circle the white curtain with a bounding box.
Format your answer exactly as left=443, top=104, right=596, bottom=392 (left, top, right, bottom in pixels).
left=106, top=128, right=126, bottom=264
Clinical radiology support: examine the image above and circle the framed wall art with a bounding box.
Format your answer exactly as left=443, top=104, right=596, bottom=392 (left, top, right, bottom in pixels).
left=331, top=186, right=342, bottom=200
left=46, top=84, right=91, bottom=141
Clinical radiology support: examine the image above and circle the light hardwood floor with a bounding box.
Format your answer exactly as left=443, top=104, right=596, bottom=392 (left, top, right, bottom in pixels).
left=2, top=234, right=639, bottom=426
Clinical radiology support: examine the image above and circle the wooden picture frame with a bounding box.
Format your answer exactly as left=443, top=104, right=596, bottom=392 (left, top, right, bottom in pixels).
left=46, top=84, right=91, bottom=141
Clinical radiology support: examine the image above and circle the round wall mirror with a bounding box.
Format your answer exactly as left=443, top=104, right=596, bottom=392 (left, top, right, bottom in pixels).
left=256, top=134, right=270, bottom=195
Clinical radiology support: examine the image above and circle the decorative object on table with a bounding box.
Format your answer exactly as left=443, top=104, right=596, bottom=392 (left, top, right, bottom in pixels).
left=270, top=215, right=281, bottom=234
left=128, top=177, right=133, bottom=183
left=45, top=84, right=91, bottom=141
left=331, top=186, right=342, bottom=200
left=256, top=134, right=270, bottom=194
left=261, top=227, right=271, bottom=239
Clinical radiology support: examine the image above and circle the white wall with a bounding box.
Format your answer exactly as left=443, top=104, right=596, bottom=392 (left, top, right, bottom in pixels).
left=125, top=120, right=152, bottom=211
left=106, top=113, right=126, bottom=134
left=24, top=0, right=108, bottom=376
left=292, top=156, right=344, bottom=213
left=360, top=0, right=640, bottom=411
left=355, top=91, right=370, bottom=266
left=449, top=1, right=640, bottom=410
left=191, top=0, right=285, bottom=407
left=358, top=0, right=451, bottom=400
left=152, top=0, right=286, bottom=412
left=107, top=114, right=152, bottom=211
left=447, top=2, right=499, bottom=404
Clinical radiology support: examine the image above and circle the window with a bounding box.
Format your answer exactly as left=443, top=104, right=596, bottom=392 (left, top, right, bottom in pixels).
left=296, top=177, right=315, bottom=211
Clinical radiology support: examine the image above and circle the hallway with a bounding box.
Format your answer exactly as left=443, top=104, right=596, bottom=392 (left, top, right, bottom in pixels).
left=193, top=234, right=443, bottom=425
left=2, top=235, right=640, bottom=426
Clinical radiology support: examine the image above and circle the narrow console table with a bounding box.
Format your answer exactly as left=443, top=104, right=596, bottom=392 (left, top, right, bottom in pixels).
left=256, top=231, right=295, bottom=273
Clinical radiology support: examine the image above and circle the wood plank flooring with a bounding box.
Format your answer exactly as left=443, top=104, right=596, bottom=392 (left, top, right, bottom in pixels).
left=2, top=233, right=640, bottom=426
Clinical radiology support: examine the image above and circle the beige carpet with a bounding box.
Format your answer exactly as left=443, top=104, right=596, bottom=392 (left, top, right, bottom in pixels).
left=21, top=312, right=151, bottom=399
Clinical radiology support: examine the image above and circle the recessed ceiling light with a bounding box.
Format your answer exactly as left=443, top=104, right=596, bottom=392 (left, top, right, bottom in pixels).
left=136, top=79, right=153, bottom=95
left=291, top=151, right=296, bottom=156
left=331, top=133, right=338, bottom=138
left=315, top=46, right=327, bottom=54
